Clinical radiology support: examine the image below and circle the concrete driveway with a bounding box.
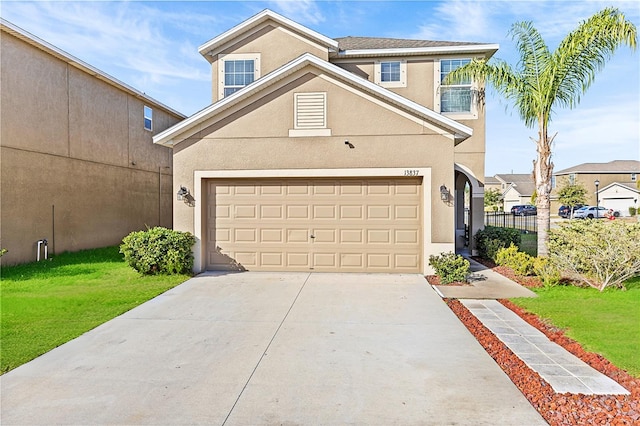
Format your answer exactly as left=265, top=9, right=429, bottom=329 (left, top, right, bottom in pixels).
left=1, top=272, right=545, bottom=425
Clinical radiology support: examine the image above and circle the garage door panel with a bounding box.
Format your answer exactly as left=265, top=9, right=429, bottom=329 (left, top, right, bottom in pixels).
left=207, top=178, right=421, bottom=272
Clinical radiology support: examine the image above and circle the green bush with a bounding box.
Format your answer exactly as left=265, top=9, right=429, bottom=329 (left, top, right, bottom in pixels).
left=532, top=257, right=561, bottom=288
left=548, top=220, right=640, bottom=291
left=495, top=243, right=535, bottom=276
left=120, top=227, right=196, bottom=275
left=0, top=248, right=7, bottom=258
left=630, top=207, right=637, bottom=216
left=475, top=226, right=521, bottom=259
left=428, top=252, right=470, bottom=284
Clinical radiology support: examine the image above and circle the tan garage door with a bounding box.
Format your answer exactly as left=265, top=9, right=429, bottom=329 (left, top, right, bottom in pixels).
left=206, top=178, right=422, bottom=272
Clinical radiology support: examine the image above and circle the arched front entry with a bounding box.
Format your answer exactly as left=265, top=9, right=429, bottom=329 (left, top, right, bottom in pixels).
left=454, top=164, right=484, bottom=256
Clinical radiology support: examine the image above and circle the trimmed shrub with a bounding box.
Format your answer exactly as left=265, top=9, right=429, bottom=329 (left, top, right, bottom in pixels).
left=630, top=207, right=637, bottom=216
left=495, top=243, right=535, bottom=276
left=428, top=252, right=470, bottom=284
left=475, top=226, right=521, bottom=259
left=120, top=227, right=195, bottom=275
left=548, top=220, right=640, bottom=291
left=532, top=257, right=561, bottom=288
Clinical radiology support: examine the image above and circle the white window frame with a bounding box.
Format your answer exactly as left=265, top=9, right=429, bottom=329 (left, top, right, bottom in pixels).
left=632, top=173, right=637, bottom=182
left=374, top=59, right=407, bottom=88
left=218, top=53, right=260, bottom=99
left=569, top=173, right=576, bottom=185
left=144, top=106, right=153, bottom=131
left=434, top=58, right=477, bottom=119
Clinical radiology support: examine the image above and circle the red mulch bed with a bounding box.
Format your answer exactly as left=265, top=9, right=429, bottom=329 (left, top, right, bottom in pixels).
left=447, top=259, right=640, bottom=425
left=424, top=275, right=469, bottom=286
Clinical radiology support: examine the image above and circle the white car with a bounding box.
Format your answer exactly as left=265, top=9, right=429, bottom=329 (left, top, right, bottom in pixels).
left=573, top=206, right=608, bottom=219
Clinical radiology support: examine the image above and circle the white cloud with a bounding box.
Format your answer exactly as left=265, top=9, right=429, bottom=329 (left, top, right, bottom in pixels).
left=268, top=0, right=325, bottom=25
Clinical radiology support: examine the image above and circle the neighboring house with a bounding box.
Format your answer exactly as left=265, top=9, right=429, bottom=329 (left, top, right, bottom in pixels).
left=492, top=174, right=535, bottom=211
left=552, top=160, right=640, bottom=216
left=154, top=10, right=498, bottom=273
left=0, top=19, right=186, bottom=265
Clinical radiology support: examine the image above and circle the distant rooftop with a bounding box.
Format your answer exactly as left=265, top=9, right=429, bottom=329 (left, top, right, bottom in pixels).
left=555, top=160, right=640, bottom=175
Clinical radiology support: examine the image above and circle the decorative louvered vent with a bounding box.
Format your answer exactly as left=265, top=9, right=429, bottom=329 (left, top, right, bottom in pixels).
left=295, top=92, right=326, bottom=129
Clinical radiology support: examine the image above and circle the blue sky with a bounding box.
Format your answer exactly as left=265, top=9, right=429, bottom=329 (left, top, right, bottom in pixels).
left=2, top=0, right=638, bottom=176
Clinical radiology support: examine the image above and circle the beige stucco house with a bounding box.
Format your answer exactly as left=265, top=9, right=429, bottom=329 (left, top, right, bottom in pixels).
left=0, top=19, right=185, bottom=265
left=552, top=160, right=640, bottom=216
left=154, top=10, right=498, bottom=274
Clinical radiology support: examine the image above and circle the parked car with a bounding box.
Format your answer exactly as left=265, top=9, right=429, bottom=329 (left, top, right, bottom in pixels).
left=510, top=205, right=537, bottom=216
left=573, top=205, right=608, bottom=219
left=558, top=204, right=584, bottom=218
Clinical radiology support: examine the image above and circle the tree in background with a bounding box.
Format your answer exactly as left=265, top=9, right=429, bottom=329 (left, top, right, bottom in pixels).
left=557, top=178, right=588, bottom=218
left=484, top=188, right=503, bottom=211
left=446, top=8, right=637, bottom=256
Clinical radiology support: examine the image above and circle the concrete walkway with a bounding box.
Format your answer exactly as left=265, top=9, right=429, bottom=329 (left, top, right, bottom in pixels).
left=433, top=257, right=538, bottom=299
left=430, top=256, right=629, bottom=396
left=1, top=272, right=546, bottom=425
left=460, top=300, right=629, bottom=395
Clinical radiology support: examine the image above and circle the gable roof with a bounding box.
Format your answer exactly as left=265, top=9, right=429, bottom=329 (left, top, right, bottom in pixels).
left=153, top=53, right=473, bottom=147
left=493, top=174, right=532, bottom=185
left=504, top=181, right=535, bottom=197
left=0, top=18, right=185, bottom=119
left=597, top=182, right=640, bottom=195
left=333, top=36, right=498, bottom=58
left=198, top=9, right=339, bottom=61
left=555, top=160, right=640, bottom=175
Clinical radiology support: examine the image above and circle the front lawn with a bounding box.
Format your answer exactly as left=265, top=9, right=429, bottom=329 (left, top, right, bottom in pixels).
left=510, top=276, right=640, bottom=377
left=1, top=246, right=190, bottom=374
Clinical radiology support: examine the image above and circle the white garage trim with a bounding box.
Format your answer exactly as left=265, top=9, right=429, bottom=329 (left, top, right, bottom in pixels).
left=193, top=168, right=435, bottom=273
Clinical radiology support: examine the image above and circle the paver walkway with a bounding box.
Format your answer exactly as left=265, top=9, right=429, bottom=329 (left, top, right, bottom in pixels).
left=460, top=299, right=629, bottom=395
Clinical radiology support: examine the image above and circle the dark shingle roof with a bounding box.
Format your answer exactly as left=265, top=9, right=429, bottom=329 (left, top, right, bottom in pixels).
left=555, top=160, right=640, bottom=175
left=334, top=36, right=486, bottom=51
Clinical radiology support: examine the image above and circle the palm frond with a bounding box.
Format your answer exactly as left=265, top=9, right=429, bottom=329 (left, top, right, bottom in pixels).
left=549, top=7, right=637, bottom=111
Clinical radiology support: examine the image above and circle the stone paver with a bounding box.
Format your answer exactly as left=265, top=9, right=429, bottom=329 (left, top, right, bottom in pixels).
left=460, top=299, right=630, bottom=395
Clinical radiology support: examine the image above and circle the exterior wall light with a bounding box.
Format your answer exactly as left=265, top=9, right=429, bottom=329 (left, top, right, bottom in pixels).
left=177, top=186, right=190, bottom=201
left=440, top=184, right=450, bottom=201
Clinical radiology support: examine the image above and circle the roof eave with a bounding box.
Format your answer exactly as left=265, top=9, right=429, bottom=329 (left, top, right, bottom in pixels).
left=333, top=44, right=499, bottom=59
left=198, top=9, right=338, bottom=61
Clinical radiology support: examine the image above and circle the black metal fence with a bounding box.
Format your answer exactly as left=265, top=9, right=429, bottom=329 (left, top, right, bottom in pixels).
left=485, top=212, right=537, bottom=233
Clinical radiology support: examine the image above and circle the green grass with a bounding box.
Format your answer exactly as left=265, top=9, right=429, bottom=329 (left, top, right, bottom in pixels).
left=510, top=277, right=640, bottom=377
left=1, top=246, right=190, bottom=374
left=518, top=232, right=538, bottom=257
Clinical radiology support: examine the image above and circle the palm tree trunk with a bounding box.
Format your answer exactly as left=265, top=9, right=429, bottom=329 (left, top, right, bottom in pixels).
left=534, top=119, right=553, bottom=257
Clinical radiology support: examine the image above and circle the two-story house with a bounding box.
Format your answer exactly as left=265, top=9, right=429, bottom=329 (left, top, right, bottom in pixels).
left=552, top=160, right=640, bottom=216
left=154, top=10, right=498, bottom=273
left=1, top=19, right=185, bottom=265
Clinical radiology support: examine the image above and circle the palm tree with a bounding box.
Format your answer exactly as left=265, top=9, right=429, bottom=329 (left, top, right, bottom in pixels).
left=447, top=8, right=636, bottom=256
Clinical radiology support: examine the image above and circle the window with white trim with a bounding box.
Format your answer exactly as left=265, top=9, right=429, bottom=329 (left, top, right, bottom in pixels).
left=374, top=60, right=406, bottom=88
left=143, top=106, right=153, bottom=131
left=289, top=92, right=331, bottom=137
left=569, top=173, right=576, bottom=185
left=438, top=58, right=473, bottom=114
left=632, top=173, right=637, bottom=182
left=218, top=54, right=260, bottom=98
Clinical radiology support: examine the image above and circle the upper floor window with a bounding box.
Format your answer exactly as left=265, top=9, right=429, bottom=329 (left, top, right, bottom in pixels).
left=144, top=106, right=153, bottom=131
left=218, top=54, right=260, bottom=98
left=632, top=173, right=637, bottom=182
left=439, top=59, right=472, bottom=114
left=551, top=176, right=556, bottom=189
left=374, top=60, right=406, bottom=88
left=569, top=173, right=576, bottom=185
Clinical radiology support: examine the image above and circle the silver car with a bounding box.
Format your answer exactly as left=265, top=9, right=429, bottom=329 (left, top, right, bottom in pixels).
left=573, top=206, right=608, bottom=219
